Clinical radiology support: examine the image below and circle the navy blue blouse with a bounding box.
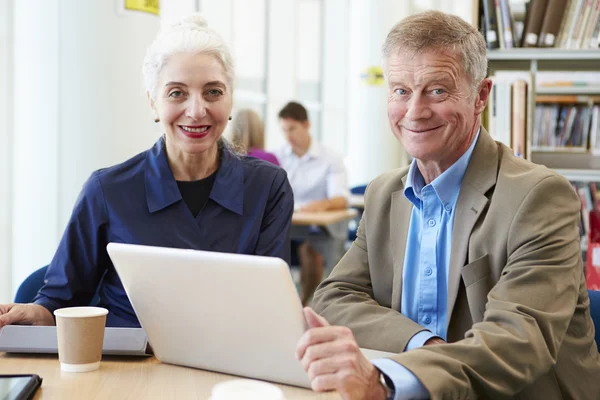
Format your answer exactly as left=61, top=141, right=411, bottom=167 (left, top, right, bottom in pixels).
left=33, top=138, right=294, bottom=327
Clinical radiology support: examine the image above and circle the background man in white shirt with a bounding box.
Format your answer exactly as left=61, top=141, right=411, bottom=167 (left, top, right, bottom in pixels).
left=275, top=101, right=350, bottom=305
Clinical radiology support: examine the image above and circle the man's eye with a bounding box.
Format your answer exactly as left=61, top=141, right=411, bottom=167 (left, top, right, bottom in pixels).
left=395, top=89, right=407, bottom=95
left=207, top=89, right=224, bottom=97
left=432, top=89, right=445, bottom=95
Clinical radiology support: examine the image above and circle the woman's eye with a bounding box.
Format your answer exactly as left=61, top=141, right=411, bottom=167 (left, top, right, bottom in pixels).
left=168, top=90, right=184, bottom=98
left=395, top=88, right=407, bottom=95
left=432, top=88, right=445, bottom=95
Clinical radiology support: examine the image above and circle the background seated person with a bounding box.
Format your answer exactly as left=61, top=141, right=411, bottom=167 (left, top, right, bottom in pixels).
left=0, top=14, right=293, bottom=329
left=275, top=101, right=349, bottom=305
left=230, top=108, right=280, bottom=166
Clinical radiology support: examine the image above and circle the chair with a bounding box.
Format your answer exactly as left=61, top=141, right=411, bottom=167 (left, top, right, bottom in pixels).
left=14, top=266, right=48, bottom=303
left=348, top=185, right=368, bottom=242
left=14, top=266, right=102, bottom=305
left=589, top=289, right=600, bottom=345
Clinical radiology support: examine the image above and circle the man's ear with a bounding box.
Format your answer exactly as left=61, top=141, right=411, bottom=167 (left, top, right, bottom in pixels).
left=474, top=78, right=493, bottom=116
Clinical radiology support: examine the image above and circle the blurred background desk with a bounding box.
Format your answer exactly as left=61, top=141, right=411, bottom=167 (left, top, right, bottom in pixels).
left=291, top=209, right=357, bottom=266
left=0, top=353, right=339, bottom=399
left=290, top=209, right=358, bottom=303
left=349, top=194, right=365, bottom=209
left=292, top=209, right=358, bottom=226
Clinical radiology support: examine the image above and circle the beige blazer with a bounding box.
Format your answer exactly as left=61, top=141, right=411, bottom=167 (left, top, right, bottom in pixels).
left=313, top=128, right=600, bottom=399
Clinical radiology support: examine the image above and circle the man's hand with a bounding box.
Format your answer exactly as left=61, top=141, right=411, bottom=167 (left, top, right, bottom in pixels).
left=299, top=200, right=330, bottom=212
left=296, top=307, right=387, bottom=400
left=0, top=303, right=55, bottom=328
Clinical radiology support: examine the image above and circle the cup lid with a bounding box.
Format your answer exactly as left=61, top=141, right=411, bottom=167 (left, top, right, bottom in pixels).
left=211, top=379, right=284, bottom=400
left=54, top=306, right=109, bottom=318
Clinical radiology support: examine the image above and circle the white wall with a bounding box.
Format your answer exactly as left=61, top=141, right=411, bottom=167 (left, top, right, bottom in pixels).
left=264, top=0, right=298, bottom=151
left=0, top=0, right=13, bottom=302
left=10, top=0, right=160, bottom=297
left=12, top=0, right=61, bottom=298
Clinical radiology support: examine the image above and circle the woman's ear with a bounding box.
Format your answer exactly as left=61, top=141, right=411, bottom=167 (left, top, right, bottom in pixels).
left=147, top=92, right=159, bottom=122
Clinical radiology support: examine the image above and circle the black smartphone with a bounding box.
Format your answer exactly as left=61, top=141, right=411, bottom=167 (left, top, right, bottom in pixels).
left=0, top=375, right=42, bottom=400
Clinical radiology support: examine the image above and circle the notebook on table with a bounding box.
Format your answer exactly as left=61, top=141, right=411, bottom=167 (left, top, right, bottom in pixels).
left=0, top=326, right=150, bottom=356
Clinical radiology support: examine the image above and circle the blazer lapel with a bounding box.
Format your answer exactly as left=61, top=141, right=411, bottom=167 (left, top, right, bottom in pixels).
left=447, top=128, right=499, bottom=318
left=391, top=175, right=413, bottom=311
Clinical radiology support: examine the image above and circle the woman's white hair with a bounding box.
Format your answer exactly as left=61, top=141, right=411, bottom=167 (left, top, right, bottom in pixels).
left=142, top=14, right=235, bottom=100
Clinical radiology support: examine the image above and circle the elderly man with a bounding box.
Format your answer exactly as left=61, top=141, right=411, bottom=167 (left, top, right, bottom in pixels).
left=295, top=10, right=600, bottom=400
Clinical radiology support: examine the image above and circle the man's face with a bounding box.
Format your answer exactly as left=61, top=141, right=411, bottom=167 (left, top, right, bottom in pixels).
left=386, top=49, right=488, bottom=167
left=279, top=118, right=310, bottom=150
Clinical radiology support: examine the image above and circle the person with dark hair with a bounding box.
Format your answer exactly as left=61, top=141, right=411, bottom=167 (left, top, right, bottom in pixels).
left=276, top=101, right=350, bottom=305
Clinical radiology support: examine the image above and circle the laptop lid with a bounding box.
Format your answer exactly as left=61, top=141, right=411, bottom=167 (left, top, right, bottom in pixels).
left=107, top=243, right=311, bottom=387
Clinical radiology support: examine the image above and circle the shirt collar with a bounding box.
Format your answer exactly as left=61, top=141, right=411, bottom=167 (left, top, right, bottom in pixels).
left=145, top=138, right=244, bottom=215
left=404, top=129, right=480, bottom=208
left=283, top=138, right=319, bottom=159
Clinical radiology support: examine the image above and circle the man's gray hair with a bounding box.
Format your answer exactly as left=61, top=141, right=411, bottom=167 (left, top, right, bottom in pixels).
left=382, top=11, right=488, bottom=88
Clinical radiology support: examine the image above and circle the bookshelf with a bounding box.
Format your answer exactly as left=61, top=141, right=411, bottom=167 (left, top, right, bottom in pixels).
left=478, top=0, right=600, bottom=181
left=486, top=49, right=600, bottom=178
left=478, top=0, right=600, bottom=276
left=487, top=49, right=600, bottom=61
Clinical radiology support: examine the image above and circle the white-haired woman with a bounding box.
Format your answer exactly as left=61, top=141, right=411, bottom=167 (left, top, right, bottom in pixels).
left=0, top=15, right=294, bottom=328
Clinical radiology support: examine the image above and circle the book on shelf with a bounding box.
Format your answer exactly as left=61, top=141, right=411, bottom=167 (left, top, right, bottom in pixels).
left=532, top=95, right=599, bottom=152
left=482, top=0, right=501, bottom=48
left=480, top=0, right=600, bottom=48
left=521, top=0, right=549, bottom=46
left=512, top=80, right=528, bottom=157
left=538, top=0, right=569, bottom=47
left=485, top=71, right=531, bottom=156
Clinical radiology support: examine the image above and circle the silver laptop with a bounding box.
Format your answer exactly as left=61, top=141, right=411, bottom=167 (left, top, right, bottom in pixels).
left=106, top=243, right=394, bottom=388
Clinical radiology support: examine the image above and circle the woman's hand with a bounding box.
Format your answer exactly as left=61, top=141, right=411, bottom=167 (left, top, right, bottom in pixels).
left=0, top=303, right=55, bottom=327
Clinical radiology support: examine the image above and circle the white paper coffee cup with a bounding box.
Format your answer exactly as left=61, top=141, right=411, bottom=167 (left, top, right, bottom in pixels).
left=54, top=306, right=108, bottom=373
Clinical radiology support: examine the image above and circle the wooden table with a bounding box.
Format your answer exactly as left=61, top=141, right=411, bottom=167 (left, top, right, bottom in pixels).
left=292, top=209, right=358, bottom=226
left=0, top=353, right=340, bottom=399
left=349, top=194, right=365, bottom=209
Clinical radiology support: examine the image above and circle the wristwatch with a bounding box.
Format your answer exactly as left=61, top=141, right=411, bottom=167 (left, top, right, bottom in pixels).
left=378, top=369, right=395, bottom=400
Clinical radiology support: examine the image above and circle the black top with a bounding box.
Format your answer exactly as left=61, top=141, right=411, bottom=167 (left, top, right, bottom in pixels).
left=176, top=171, right=218, bottom=217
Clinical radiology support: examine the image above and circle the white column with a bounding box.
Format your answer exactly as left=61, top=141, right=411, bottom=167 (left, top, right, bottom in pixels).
left=320, top=0, right=349, bottom=151
left=12, top=0, right=61, bottom=296
left=0, top=0, right=14, bottom=302
left=11, top=1, right=160, bottom=297
left=264, top=0, right=297, bottom=150
left=345, top=0, right=411, bottom=187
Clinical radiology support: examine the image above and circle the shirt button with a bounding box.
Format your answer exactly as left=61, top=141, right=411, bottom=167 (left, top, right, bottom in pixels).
left=424, top=316, right=432, bottom=325
left=445, top=204, right=452, bottom=212
left=424, top=267, right=432, bottom=276
left=428, top=219, right=436, bottom=227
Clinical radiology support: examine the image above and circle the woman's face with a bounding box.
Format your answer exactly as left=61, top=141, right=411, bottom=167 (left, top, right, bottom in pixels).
left=150, top=52, right=233, bottom=157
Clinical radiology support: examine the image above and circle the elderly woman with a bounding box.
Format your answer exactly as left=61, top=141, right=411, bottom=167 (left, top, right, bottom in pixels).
left=230, top=109, right=280, bottom=166
left=0, top=15, right=294, bottom=328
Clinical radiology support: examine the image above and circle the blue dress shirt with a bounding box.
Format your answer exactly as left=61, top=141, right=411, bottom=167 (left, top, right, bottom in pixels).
left=373, top=131, right=480, bottom=400
left=33, top=138, right=294, bottom=327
